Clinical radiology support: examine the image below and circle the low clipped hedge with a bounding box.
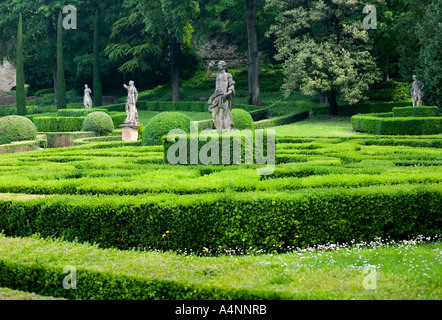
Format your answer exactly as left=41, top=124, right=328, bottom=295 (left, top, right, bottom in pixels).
left=33, top=117, right=85, bottom=132
left=56, top=109, right=107, bottom=117
left=99, top=101, right=268, bottom=120
left=46, top=132, right=95, bottom=148
left=352, top=113, right=442, bottom=135
left=255, top=111, right=310, bottom=129
left=393, top=106, right=440, bottom=118
left=0, top=141, right=40, bottom=154
left=0, top=105, right=57, bottom=117
left=143, top=112, right=192, bottom=146
left=339, top=101, right=411, bottom=116
left=0, top=184, right=440, bottom=253
left=82, top=112, right=115, bottom=136
left=0, top=116, right=38, bottom=145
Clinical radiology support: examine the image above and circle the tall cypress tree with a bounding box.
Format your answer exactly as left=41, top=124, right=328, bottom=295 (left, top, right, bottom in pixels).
left=57, top=12, right=66, bottom=109
left=16, top=13, right=26, bottom=116
left=93, top=10, right=102, bottom=107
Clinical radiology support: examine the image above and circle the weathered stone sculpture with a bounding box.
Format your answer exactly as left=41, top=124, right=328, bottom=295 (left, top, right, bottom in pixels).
left=83, top=84, right=92, bottom=109
left=207, top=61, right=235, bottom=131
left=411, top=75, right=424, bottom=107
left=120, top=81, right=140, bottom=142
left=123, top=80, right=139, bottom=124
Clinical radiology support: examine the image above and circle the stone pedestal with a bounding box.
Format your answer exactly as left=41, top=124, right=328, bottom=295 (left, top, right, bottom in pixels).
left=120, top=123, right=141, bottom=142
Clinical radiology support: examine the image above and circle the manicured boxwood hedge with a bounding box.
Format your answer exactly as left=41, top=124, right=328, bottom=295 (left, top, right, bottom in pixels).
left=393, top=106, right=440, bottom=118
left=0, top=184, right=440, bottom=253
left=56, top=109, right=107, bottom=117
left=254, top=111, right=310, bottom=129
left=0, top=141, right=40, bottom=154
left=99, top=101, right=268, bottom=120
left=352, top=113, right=442, bottom=135
left=163, top=130, right=273, bottom=165
left=33, top=117, right=86, bottom=132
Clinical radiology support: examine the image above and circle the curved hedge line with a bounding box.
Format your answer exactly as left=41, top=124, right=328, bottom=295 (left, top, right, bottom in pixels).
left=352, top=113, right=442, bottom=135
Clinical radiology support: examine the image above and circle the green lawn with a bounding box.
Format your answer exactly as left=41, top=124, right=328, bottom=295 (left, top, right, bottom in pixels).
left=0, top=287, right=63, bottom=300
left=273, top=116, right=364, bottom=136
left=0, top=234, right=440, bottom=300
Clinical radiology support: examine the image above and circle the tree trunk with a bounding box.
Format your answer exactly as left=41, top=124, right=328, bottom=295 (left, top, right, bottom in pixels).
left=329, top=91, right=339, bottom=116
left=16, top=14, right=26, bottom=116
left=93, top=10, right=103, bottom=107
left=171, top=36, right=181, bottom=102
left=56, top=13, right=66, bottom=109
left=245, top=0, right=262, bottom=106
left=52, top=56, right=57, bottom=105
left=49, top=18, right=57, bottom=105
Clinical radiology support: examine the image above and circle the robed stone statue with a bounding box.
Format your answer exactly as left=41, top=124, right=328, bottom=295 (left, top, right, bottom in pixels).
left=123, top=80, right=138, bottom=124
left=207, top=61, right=235, bottom=131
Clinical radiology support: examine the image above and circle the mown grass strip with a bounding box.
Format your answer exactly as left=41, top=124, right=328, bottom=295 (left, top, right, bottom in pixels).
left=0, top=235, right=441, bottom=300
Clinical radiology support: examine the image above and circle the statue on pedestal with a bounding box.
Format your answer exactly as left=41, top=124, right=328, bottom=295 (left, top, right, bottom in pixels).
left=123, top=80, right=138, bottom=124
left=207, top=61, right=235, bottom=131
left=83, top=84, right=92, bottom=109
left=411, top=75, right=424, bottom=107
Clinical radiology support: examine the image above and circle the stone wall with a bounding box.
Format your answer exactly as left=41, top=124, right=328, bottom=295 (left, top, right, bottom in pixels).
left=198, top=37, right=253, bottom=68
left=0, top=59, right=16, bottom=94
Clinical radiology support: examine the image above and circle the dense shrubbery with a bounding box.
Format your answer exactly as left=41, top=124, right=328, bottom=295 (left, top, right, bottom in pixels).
left=143, top=112, right=192, bottom=146
left=366, top=81, right=411, bottom=102
left=0, top=116, right=37, bottom=145
left=82, top=112, right=115, bottom=136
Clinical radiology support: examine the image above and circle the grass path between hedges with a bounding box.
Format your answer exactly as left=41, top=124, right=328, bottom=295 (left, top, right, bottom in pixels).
left=0, top=287, right=63, bottom=300
left=0, top=235, right=441, bottom=300
left=273, top=116, right=365, bottom=136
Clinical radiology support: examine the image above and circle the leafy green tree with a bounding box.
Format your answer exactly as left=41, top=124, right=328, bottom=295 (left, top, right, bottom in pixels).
left=267, top=0, right=381, bottom=115
left=93, top=10, right=103, bottom=107
left=107, top=0, right=200, bottom=101
left=56, top=12, right=66, bottom=109
left=416, top=0, right=442, bottom=107
left=0, top=0, right=124, bottom=97
left=391, top=0, right=431, bottom=81
left=16, top=13, right=26, bottom=116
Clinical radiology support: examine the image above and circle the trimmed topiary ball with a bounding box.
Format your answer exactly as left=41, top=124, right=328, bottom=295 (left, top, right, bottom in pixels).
left=142, top=112, right=192, bottom=146
left=0, top=115, right=37, bottom=145
left=232, top=109, right=254, bottom=130
left=82, top=111, right=114, bottom=136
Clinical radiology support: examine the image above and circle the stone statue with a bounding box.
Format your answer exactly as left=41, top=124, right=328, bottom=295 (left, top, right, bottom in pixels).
left=123, top=80, right=138, bottom=124
left=207, top=61, right=235, bottom=131
left=411, top=75, right=424, bottom=107
left=83, top=84, right=92, bottom=109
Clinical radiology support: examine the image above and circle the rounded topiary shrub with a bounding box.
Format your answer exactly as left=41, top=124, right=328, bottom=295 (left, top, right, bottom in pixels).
left=0, top=115, right=37, bottom=145
left=142, top=112, right=192, bottom=146
left=232, top=109, right=254, bottom=130
left=82, top=112, right=114, bottom=136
